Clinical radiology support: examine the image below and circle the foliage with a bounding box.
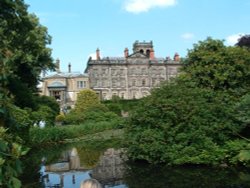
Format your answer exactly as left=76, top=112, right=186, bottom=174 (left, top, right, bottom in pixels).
left=9, top=105, right=32, bottom=142
left=0, top=0, right=55, bottom=109
left=182, top=37, right=250, bottom=93
left=0, top=127, right=29, bottom=188
left=34, top=96, right=60, bottom=115
left=74, top=89, right=101, bottom=113
left=222, top=139, right=250, bottom=166
left=65, top=92, right=123, bottom=125
left=125, top=82, right=245, bottom=165
left=29, top=120, right=123, bottom=146
left=82, top=104, right=121, bottom=123
left=234, top=94, right=250, bottom=125
left=0, top=0, right=54, bottom=186
left=103, top=99, right=141, bottom=115
left=64, top=110, right=85, bottom=125
left=236, top=34, right=250, bottom=48
left=124, top=37, right=250, bottom=166
left=31, top=105, right=56, bottom=127
left=55, top=113, right=65, bottom=122
left=124, top=162, right=250, bottom=188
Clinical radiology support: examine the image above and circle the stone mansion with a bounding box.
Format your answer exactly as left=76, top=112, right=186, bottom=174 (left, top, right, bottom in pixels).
left=40, top=41, right=182, bottom=107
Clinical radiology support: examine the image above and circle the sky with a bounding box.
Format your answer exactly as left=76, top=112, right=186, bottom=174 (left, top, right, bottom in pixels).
left=25, top=0, right=250, bottom=73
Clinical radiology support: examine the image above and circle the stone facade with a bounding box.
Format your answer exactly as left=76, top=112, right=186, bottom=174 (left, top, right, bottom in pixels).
left=84, top=41, right=182, bottom=100
left=40, top=60, right=89, bottom=108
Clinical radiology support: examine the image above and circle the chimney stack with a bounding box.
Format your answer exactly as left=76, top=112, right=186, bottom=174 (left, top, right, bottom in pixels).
left=124, top=48, right=129, bottom=58
left=150, top=49, right=155, bottom=60
left=55, top=58, right=60, bottom=73
left=96, top=48, right=100, bottom=60
left=68, top=63, right=71, bottom=73
left=174, top=53, right=180, bottom=61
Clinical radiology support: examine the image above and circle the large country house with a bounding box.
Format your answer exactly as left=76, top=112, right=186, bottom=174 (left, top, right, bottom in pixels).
left=84, top=41, right=182, bottom=100
left=40, top=59, right=89, bottom=108
left=41, top=41, right=182, bottom=107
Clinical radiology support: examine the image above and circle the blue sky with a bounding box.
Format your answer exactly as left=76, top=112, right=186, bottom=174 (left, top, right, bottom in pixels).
left=25, top=0, right=250, bottom=72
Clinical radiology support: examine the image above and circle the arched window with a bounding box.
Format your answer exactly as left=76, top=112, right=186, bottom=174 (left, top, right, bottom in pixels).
left=146, top=49, right=150, bottom=57
left=139, top=49, right=144, bottom=54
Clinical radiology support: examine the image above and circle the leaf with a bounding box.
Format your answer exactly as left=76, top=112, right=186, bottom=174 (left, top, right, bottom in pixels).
left=238, top=150, right=250, bottom=162
left=10, top=177, right=21, bottom=188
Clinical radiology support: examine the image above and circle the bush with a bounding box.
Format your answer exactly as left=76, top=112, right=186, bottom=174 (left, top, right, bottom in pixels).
left=125, top=81, right=245, bottom=165
left=55, top=113, right=65, bottom=122
left=64, top=110, right=85, bottom=125
left=29, top=120, right=123, bottom=146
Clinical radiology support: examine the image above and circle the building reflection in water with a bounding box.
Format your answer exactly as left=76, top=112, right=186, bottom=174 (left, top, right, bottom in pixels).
left=41, top=147, right=127, bottom=188
left=91, top=148, right=127, bottom=187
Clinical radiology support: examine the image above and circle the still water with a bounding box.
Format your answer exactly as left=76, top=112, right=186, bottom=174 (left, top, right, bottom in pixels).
left=21, top=141, right=250, bottom=188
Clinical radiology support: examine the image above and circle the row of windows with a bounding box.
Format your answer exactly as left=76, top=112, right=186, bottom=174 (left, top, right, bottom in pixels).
left=91, top=79, right=166, bottom=87
left=102, top=91, right=149, bottom=100
left=77, top=81, right=87, bottom=88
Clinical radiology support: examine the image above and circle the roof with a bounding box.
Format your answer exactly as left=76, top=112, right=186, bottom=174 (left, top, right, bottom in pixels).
left=43, top=71, right=88, bottom=79
left=47, top=81, right=66, bottom=88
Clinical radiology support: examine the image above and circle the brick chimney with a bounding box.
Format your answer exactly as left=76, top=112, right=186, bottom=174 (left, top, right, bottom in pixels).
left=150, top=49, right=155, bottom=60
left=55, top=58, right=60, bottom=73
left=68, top=63, right=71, bottom=73
left=96, top=48, right=100, bottom=60
left=174, top=53, right=180, bottom=61
left=124, top=48, right=129, bottom=58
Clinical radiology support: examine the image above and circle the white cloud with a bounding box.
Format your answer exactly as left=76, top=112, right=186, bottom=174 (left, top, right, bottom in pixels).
left=124, top=0, right=177, bottom=14
left=226, top=33, right=244, bottom=46
left=88, top=52, right=103, bottom=60
left=88, top=53, right=97, bottom=60
left=181, top=33, right=194, bottom=40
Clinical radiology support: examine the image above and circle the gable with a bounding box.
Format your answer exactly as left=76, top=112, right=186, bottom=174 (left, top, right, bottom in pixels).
left=127, top=52, right=148, bottom=59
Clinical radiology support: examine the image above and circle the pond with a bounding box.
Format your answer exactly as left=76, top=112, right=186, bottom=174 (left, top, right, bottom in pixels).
left=21, top=140, right=250, bottom=188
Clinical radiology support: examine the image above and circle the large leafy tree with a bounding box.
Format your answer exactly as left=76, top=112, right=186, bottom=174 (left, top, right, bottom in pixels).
left=74, top=89, right=102, bottom=113
left=236, top=34, right=250, bottom=48
left=0, top=0, right=54, bottom=109
left=182, top=37, right=250, bottom=93
left=0, top=0, right=54, bottom=187
left=125, top=38, right=250, bottom=166
left=126, top=82, right=243, bottom=165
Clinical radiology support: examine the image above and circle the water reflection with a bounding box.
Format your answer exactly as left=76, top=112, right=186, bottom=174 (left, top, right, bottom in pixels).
left=124, top=162, right=250, bottom=188
left=22, top=143, right=250, bottom=188
left=41, top=147, right=127, bottom=188
left=92, top=148, right=126, bottom=187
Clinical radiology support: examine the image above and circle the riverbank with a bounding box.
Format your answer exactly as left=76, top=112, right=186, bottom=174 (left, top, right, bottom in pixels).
left=62, top=129, right=124, bottom=143
left=29, top=120, right=124, bottom=147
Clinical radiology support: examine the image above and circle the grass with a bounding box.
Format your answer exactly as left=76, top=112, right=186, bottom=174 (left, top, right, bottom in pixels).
left=29, top=120, right=124, bottom=147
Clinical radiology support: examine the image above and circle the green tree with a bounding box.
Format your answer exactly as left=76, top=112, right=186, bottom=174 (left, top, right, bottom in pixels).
left=236, top=34, right=250, bottom=48
left=125, top=82, right=242, bottom=165
left=182, top=37, right=250, bottom=92
left=0, top=0, right=55, bottom=109
left=74, top=89, right=101, bottom=113
left=0, top=0, right=54, bottom=187
left=31, top=105, right=57, bottom=127
left=125, top=38, right=250, bottom=166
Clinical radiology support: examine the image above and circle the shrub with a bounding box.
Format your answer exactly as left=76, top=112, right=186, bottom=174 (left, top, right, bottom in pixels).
left=55, top=113, right=65, bottom=122
left=125, top=82, right=244, bottom=165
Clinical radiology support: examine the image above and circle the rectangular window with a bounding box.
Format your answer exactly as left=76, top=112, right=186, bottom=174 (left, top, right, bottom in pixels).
left=142, top=79, right=146, bottom=86
left=121, top=93, right=125, bottom=99
left=77, top=81, right=84, bottom=88
left=132, top=80, right=136, bottom=86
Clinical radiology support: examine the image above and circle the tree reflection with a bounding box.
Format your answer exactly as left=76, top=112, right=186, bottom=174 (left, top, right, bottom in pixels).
left=124, top=162, right=250, bottom=188
left=77, top=147, right=101, bottom=168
